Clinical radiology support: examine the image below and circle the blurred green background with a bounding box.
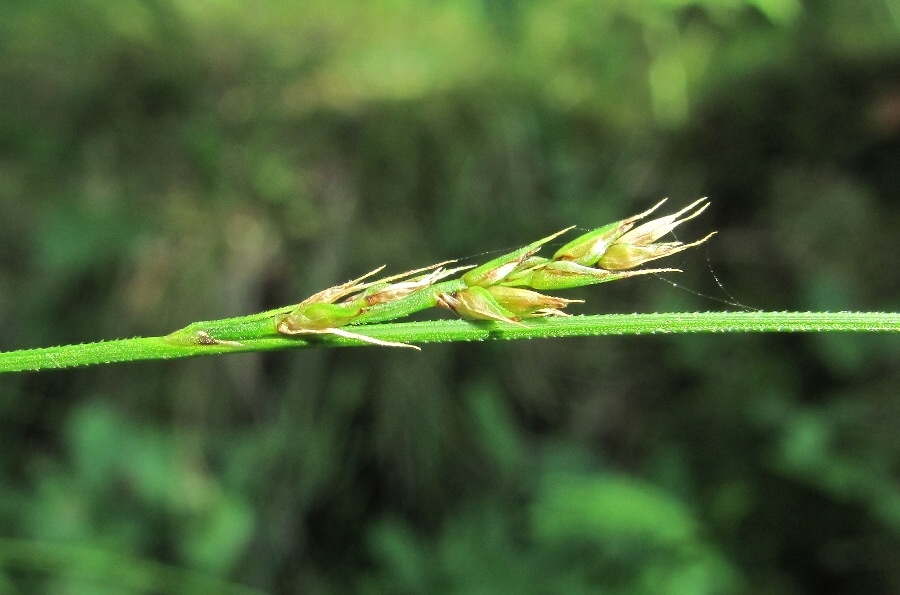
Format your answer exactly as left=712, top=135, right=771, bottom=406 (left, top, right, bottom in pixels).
left=1, top=1, right=899, bottom=593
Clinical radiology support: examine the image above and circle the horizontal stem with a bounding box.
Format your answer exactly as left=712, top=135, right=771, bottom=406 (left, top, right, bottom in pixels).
left=0, top=337, right=239, bottom=373
left=1, top=311, right=897, bottom=374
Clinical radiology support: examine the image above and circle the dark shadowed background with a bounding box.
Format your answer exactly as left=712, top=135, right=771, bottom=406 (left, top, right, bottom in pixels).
left=1, top=1, right=899, bottom=593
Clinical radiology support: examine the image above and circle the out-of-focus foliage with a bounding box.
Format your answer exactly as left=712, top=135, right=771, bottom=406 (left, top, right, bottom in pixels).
left=0, top=0, right=898, bottom=592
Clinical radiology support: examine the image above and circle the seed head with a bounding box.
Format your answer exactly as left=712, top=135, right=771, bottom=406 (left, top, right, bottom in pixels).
left=275, top=198, right=714, bottom=348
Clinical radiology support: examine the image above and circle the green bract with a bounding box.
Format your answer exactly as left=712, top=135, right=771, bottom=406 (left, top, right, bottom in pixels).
left=461, top=227, right=574, bottom=287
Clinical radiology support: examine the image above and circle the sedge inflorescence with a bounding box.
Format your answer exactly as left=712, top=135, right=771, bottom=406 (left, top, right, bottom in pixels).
left=276, top=199, right=714, bottom=349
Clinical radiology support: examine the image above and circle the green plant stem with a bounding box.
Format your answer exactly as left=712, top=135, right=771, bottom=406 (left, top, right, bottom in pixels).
left=1, top=311, right=897, bottom=374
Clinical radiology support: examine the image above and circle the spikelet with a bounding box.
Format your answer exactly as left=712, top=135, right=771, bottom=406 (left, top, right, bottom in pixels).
left=444, top=199, right=714, bottom=322
left=277, top=261, right=470, bottom=349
